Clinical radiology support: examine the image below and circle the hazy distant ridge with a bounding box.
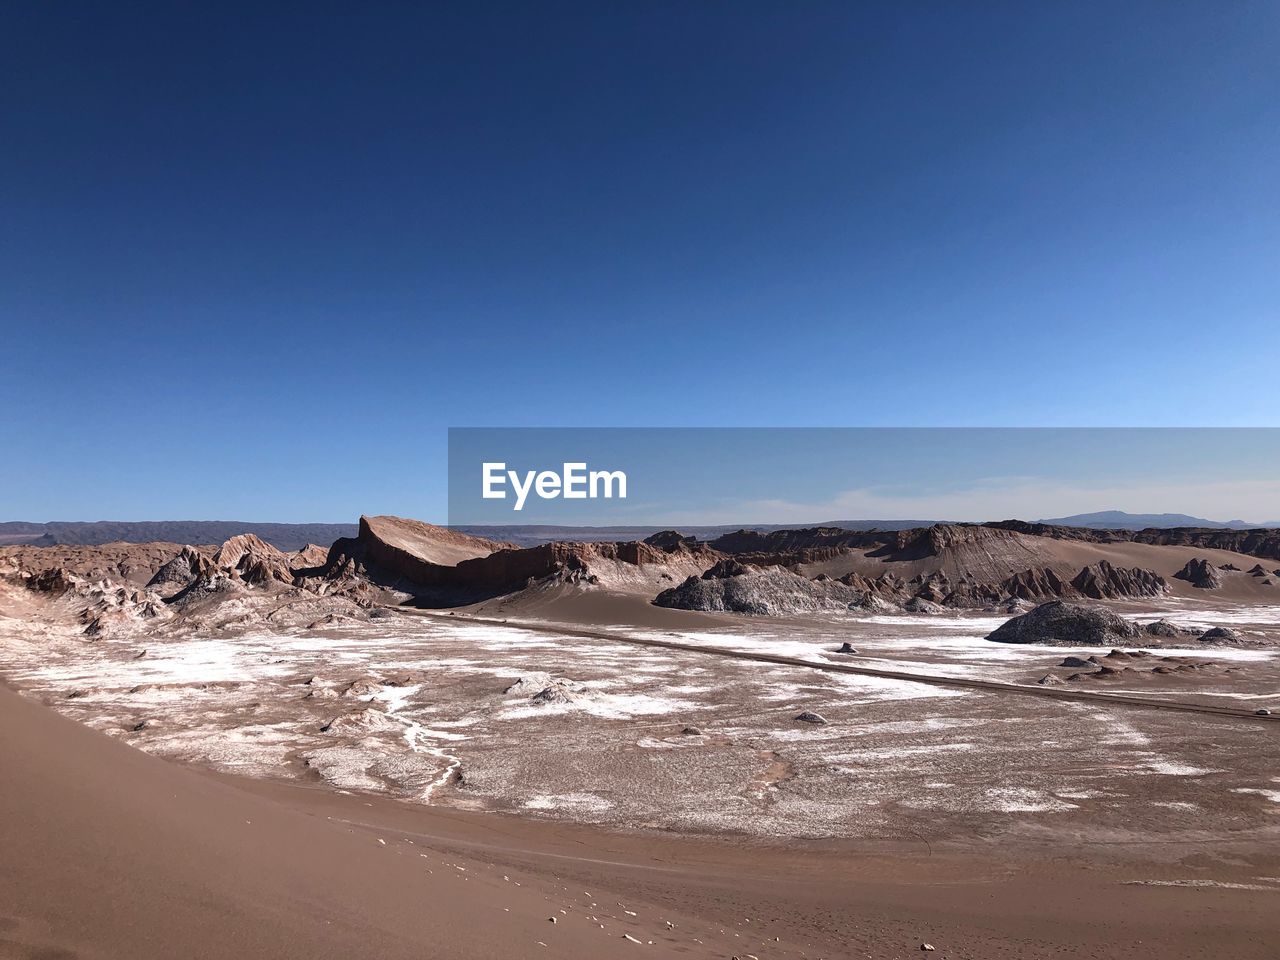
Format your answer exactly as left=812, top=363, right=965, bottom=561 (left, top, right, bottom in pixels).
left=1038, top=510, right=1280, bottom=530
left=0, top=521, right=358, bottom=552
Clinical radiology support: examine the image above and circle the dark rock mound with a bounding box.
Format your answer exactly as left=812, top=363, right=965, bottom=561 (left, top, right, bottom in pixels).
left=986, top=601, right=1141, bottom=646
left=167, top=573, right=243, bottom=607
left=794, top=711, right=828, bottom=725
left=655, top=565, right=865, bottom=616
left=1197, top=626, right=1255, bottom=646
left=1143, top=618, right=1197, bottom=638
left=1174, top=559, right=1222, bottom=589
left=643, top=530, right=698, bottom=550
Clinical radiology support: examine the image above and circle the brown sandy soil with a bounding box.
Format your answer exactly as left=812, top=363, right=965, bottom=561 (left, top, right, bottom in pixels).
left=0, top=680, right=753, bottom=960
left=4, top=681, right=1279, bottom=960
left=462, top=578, right=742, bottom=630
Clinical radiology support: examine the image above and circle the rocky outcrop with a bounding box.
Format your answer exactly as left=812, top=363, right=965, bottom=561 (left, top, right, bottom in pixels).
left=319, top=516, right=511, bottom=589
left=167, top=573, right=244, bottom=607
left=986, top=601, right=1141, bottom=646
left=213, top=534, right=301, bottom=586
left=319, top=707, right=397, bottom=734
left=902, top=596, right=945, bottom=614
left=654, top=563, right=867, bottom=616
left=504, top=673, right=583, bottom=705
left=1143, top=618, right=1197, bottom=638
left=312, top=516, right=712, bottom=596
left=1069, top=561, right=1166, bottom=599
left=147, top=546, right=216, bottom=590
left=999, top=567, right=1075, bottom=601
left=1173, top=558, right=1222, bottom=589
left=1197, top=626, right=1255, bottom=646
left=708, top=527, right=884, bottom=556
left=643, top=530, right=699, bottom=550
left=27, top=567, right=82, bottom=596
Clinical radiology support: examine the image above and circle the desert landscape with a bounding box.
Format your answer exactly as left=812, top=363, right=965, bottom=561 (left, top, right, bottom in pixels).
left=2, top=514, right=1278, bottom=959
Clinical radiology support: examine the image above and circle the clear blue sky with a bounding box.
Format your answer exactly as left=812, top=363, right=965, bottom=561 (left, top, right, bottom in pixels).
left=1, top=3, right=1277, bottom=522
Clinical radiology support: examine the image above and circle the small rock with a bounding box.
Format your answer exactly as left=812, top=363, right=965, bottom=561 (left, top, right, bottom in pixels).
left=680, top=726, right=703, bottom=736
left=921, top=945, right=936, bottom=953
left=837, top=641, right=857, bottom=654
left=795, top=711, right=828, bottom=725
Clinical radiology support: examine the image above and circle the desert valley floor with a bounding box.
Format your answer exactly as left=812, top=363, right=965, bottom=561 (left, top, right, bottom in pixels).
left=3, top=602, right=1280, bottom=843
left=2, top=518, right=1279, bottom=959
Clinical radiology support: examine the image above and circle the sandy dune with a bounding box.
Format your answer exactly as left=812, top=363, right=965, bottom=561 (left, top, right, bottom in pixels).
left=5, top=679, right=1280, bottom=960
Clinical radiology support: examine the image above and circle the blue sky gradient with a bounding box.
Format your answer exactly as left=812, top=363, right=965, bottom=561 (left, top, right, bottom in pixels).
left=2, top=3, right=1277, bottom=521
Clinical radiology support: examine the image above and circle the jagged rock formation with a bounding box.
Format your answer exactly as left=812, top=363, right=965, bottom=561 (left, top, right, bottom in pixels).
left=79, top=584, right=171, bottom=637
left=147, top=546, right=216, bottom=590
left=654, top=562, right=867, bottom=616
left=1173, top=558, right=1223, bottom=589
left=986, top=601, right=1142, bottom=646
left=18, top=566, right=171, bottom=637
left=1070, top=561, right=1167, bottom=599
left=212, top=534, right=298, bottom=585
left=998, top=567, right=1075, bottom=601
left=504, top=673, right=583, bottom=704
left=167, top=573, right=244, bottom=607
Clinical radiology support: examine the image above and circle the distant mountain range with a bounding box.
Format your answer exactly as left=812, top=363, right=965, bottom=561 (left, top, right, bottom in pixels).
left=1037, top=511, right=1280, bottom=530
left=0, top=521, right=357, bottom=552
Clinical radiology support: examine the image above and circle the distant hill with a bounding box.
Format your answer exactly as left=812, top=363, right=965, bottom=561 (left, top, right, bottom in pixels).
left=0, top=521, right=357, bottom=552
left=1037, top=510, right=1279, bottom=530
